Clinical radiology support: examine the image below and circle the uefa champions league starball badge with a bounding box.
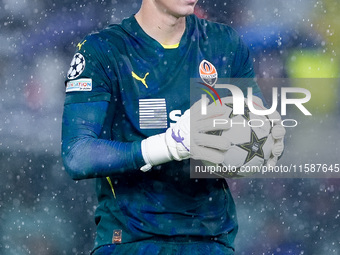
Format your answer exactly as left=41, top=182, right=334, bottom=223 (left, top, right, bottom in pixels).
left=67, top=53, right=86, bottom=79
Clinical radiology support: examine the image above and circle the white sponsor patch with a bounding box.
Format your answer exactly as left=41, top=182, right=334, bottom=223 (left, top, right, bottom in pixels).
left=139, top=98, right=168, bottom=129
left=66, top=78, right=92, bottom=92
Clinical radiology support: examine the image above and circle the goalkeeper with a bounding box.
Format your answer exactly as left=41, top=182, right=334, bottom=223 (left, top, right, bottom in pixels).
left=61, top=0, right=285, bottom=254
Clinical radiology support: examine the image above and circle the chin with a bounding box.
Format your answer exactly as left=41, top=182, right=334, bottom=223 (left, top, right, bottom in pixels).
left=163, top=1, right=197, bottom=17
left=177, top=6, right=196, bottom=17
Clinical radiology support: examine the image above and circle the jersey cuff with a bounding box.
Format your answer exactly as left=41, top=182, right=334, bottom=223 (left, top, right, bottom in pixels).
left=131, top=141, right=146, bottom=169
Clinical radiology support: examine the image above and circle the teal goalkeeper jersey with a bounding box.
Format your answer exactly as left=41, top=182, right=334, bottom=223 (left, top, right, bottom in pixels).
left=64, top=14, right=261, bottom=252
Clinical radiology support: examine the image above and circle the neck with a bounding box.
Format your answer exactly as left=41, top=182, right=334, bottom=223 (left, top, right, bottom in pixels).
left=135, top=2, right=187, bottom=46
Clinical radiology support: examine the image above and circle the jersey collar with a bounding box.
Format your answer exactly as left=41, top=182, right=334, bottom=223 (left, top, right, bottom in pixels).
left=121, top=14, right=194, bottom=51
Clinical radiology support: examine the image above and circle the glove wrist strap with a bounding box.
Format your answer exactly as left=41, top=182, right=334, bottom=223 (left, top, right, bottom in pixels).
left=140, top=133, right=172, bottom=172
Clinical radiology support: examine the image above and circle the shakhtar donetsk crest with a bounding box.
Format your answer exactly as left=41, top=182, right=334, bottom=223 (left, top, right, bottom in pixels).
left=199, top=60, right=218, bottom=86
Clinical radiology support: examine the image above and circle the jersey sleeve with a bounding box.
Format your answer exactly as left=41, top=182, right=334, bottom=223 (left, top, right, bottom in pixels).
left=64, top=34, right=113, bottom=105
left=231, top=35, right=256, bottom=79
left=229, top=28, right=262, bottom=97
left=62, top=34, right=146, bottom=180
left=61, top=101, right=145, bottom=180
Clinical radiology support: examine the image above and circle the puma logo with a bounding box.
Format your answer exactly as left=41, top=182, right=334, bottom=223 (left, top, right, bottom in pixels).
left=132, top=71, right=149, bottom=88
left=77, top=40, right=87, bottom=50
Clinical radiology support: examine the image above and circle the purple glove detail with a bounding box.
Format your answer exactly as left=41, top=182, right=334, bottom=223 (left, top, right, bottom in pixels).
left=171, top=129, right=189, bottom=152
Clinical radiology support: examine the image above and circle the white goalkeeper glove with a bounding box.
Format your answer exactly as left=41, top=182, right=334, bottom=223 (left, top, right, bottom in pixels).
left=140, top=99, right=232, bottom=172
left=250, top=96, right=286, bottom=167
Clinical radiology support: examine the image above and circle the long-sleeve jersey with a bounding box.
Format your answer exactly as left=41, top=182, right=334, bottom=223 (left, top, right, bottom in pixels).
left=62, top=14, right=261, bottom=252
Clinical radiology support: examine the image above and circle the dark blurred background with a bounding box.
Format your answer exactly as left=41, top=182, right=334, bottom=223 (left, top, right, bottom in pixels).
left=0, top=0, right=339, bottom=254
